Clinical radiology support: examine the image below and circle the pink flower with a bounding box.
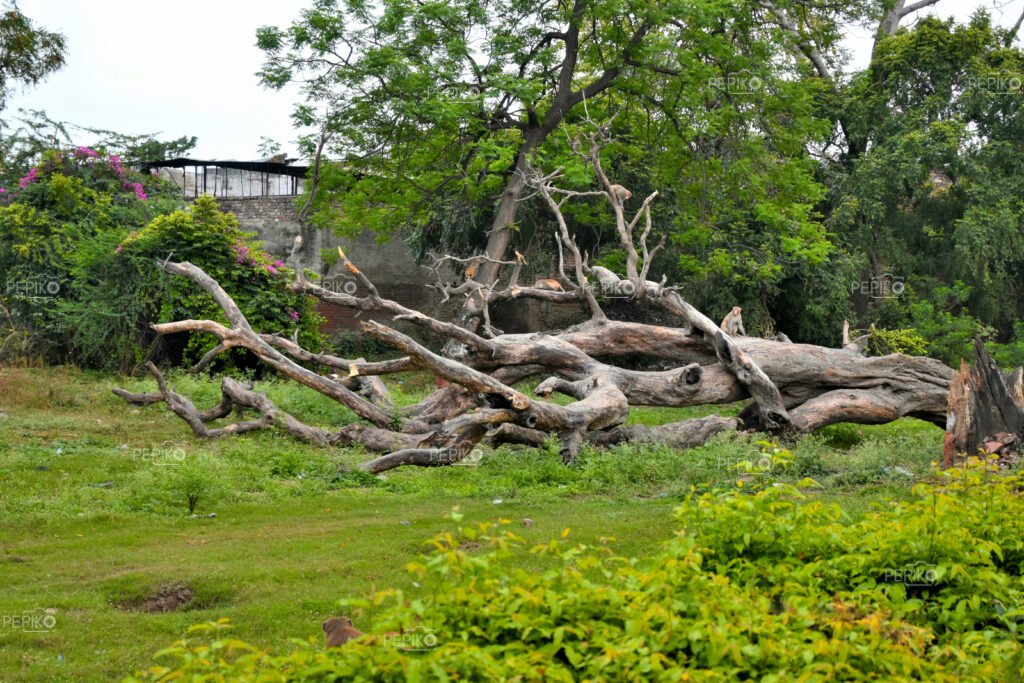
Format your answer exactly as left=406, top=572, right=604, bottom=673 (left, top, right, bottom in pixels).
left=129, top=182, right=147, bottom=200
left=273, top=260, right=284, bottom=268
left=0, top=188, right=5, bottom=194
left=74, top=146, right=99, bottom=158
left=18, top=168, right=38, bottom=187
left=266, top=265, right=278, bottom=275
left=287, top=308, right=300, bottom=321
left=115, top=244, right=123, bottom=254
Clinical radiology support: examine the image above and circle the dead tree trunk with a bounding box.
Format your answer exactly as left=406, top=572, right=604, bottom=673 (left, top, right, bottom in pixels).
left=113, top=253, right=957, bottom=473
left=110, top=128, right=981, bottom=473
left=944, top=337, right=1024, bottom=466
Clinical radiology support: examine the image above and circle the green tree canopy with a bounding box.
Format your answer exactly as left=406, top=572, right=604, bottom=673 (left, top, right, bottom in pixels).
left=0, top=2, right=65, bottom=112
left=259, top=0, right=868, bottom=334
left=823, top=11, right=1024, bottom=358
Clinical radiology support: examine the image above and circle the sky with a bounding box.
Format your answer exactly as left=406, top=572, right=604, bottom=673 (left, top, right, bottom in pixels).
left=5, top=0, right=1023, bottom=161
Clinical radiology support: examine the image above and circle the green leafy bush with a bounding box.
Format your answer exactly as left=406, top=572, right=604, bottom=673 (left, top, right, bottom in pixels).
left=0, top=148, right=322, bottom=369
left=126, top=457, right=1024, bottom=682
left=988, top=322, right=1024, bottom=370
left=866, top=326, right=930, bottom=357
left=118, top=195, right=324, bottom=367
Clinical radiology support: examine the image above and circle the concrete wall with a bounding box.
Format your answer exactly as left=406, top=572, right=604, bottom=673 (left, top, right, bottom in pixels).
left=209, top=195, right=596, bottom=337
left=213, top=196, right=456, bottom=333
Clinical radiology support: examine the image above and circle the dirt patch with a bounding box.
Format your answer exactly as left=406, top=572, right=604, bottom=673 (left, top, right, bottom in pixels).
left=122, top=583, right=194, bottom=613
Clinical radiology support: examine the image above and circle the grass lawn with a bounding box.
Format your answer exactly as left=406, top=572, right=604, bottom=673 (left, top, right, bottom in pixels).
left=0, top=366, right=946, bottom=682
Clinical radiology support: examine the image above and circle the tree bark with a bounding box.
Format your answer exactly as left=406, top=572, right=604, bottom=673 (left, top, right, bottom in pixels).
left=944, top=337, right=1024, bottom=466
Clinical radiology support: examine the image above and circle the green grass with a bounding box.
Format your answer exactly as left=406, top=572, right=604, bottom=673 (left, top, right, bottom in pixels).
left=0, top=366, right=947, bottom=681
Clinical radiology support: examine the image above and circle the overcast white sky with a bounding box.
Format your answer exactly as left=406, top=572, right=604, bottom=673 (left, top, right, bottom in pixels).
left=5, top=0, right=1022, bottom=160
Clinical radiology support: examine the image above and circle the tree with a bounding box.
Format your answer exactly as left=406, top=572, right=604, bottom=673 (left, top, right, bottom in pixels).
left=819, top=12, right=1024, bottom=359
left=0, top=109, right=198, bottom=189
left=0, top=2, right=65, bottom=112
left=257, top=0, right=860, bottom=332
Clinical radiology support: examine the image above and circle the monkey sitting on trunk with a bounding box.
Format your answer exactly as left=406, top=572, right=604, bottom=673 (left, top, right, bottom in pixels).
left=531, top=278, right=564, bottom=291
left=323, top=616, right=363, bottom=648
left=720, top=306, right=745, bottom=336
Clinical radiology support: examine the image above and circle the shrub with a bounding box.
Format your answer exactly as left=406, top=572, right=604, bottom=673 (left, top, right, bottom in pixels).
left=0, top=149, right=323, bottom=369
left=126, top=457, right=1024, bottom=682
left=867, top=326, right=930, bottom=356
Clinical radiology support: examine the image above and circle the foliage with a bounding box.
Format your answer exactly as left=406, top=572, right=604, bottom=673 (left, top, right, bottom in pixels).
left=259, top=0, right=845, bottom=301
left=0, top=148, right=322, bottom=369
left=866, top=326, right=930, bottom=357
left=122, top=454, right=228, bottom=516
left=82, top=125, right=197, bottom=167
left=0, top=3, right=65, bottom=112
left=119, top=195, right=325, bottom=368
left=0, top=109, right=196, bottom=189
left=126, top=457, right=1024, bottom=681
left=826, top=12, right=1024, bottom=350
left=0, top=366, right=951, bottom=680
left=988, top=322, right=1024, bottom=370
left=253, top=2, right=1024, bottom=356
left=901, top=282, right=991, bottom=367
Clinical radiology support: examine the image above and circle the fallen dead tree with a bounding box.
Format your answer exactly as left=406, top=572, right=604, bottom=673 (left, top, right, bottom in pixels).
left=113, top=130, right=974, bottom=472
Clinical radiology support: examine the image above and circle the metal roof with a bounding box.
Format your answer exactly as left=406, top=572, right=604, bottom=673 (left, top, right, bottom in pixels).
left=142, top=157, right=310, bottom=178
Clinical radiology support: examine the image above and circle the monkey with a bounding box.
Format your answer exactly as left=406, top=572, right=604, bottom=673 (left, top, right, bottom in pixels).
left=720, top=306, right=745, bottom=336
left=608, top=184, right=632, bottom=204
left=586, top=265, right=622, bottom=291
left=463, top=257, right=481, bottom=279
left=531, top=278, right=564, bottom=291
left=323, top=616, right=363, bottom=648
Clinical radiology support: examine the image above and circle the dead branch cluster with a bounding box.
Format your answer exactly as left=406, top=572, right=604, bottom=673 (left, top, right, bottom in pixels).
left=115, top=130, right=964, bottom=473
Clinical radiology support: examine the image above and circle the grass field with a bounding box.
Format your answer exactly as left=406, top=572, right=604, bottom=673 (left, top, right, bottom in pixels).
left=0, top=366, right=947, bottom=682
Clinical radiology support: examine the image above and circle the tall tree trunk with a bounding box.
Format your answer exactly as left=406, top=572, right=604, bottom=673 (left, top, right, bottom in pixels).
left=476, top=129, right=546, bottom=286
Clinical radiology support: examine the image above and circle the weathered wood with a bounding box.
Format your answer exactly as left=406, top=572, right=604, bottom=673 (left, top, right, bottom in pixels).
left=589, top=415, right=741, bottom=450
left=360, top=426, right=487, bottom=474
left=944, top=338, right=1024, bottom=466
left=151, top=261, right=405, bottom=431
left=114, top=254, right=964, bottom=474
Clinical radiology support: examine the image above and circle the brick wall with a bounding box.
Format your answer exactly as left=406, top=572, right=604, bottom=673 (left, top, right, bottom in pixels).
left=215, top=196, right=300, bottom=224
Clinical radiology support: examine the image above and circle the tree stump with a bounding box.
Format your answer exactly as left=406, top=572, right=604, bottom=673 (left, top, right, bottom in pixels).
left=944, top=337, right=1024, bottom=466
